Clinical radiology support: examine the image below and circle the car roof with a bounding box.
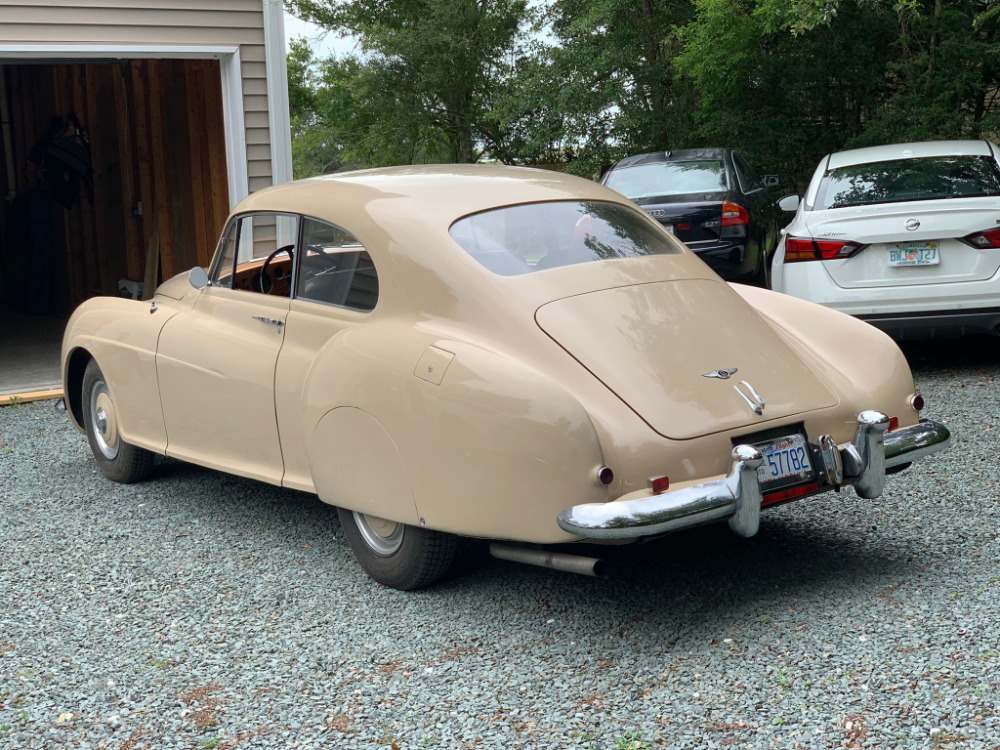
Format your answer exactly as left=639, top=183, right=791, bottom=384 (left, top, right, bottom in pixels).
left=237, top=164, right=626, bottom=223
left=826, top=140, right=996, bottom=170
left=610, top=148, right=732, bottom=169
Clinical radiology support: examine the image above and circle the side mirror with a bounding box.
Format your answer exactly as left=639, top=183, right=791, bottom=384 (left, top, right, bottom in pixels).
left=762, top=175, right=780, bottom=188
left=777, top=194, right=801, bottom=213
left=189, top=266, right=210, bottom=290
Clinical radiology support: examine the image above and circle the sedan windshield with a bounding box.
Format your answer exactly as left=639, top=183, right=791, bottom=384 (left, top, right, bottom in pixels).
left=815, top=155, right=1000, bottom=209
left=449, top=200, right=680, bottom=276
left=604, top=160, right=728, bottom=199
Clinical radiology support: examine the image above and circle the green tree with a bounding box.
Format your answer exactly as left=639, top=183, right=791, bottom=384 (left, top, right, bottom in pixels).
left=286, top=0, right=532, bottom=167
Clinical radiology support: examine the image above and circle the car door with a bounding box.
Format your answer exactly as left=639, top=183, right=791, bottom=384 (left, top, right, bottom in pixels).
left=274, top=216, right=381, bottom=492
left=155, top=212, right=298, bottom=484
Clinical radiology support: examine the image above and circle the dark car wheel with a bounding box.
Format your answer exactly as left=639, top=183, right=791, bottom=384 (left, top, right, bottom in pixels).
left=81, top=359, right=155, bottom=483
left=337, top=508, right=458, bottom=590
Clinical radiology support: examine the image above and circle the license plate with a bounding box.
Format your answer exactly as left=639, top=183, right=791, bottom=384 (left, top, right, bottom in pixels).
left=888, top=242, right=939, bottom=266
left=662, top=224, right=675, bottom=235
left=754, top=433, right=813, bottom=487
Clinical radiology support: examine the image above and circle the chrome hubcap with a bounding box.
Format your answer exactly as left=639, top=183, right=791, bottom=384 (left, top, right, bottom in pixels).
left=90, top=381, right=119, bottom=460
left=353, top=512, right=404, bottom=556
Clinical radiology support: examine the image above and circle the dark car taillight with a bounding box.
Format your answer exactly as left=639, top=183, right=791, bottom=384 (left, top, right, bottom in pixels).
left=960, top=227, right=1000, bottom=249
left=721, top=201, right=749, bottom=226
left=784, top=236, right=864, bottom=262
left=719, top=201, right=748, bottom=238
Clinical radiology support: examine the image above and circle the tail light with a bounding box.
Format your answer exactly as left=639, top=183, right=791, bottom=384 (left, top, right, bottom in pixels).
left=783, top=236, right=864, bottom=263
left=960, top=228, right=1000, bottom=249
left=721, top=202, right=749, bottom=226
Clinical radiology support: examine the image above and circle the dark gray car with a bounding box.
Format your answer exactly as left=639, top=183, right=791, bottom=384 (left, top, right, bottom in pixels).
left=602, top=148, right=780, bottom=286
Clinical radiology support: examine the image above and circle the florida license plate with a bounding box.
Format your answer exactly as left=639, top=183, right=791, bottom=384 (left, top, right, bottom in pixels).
left=888, top=242, right=939, bottom=266
left=754, top=433, right=813, bottom=488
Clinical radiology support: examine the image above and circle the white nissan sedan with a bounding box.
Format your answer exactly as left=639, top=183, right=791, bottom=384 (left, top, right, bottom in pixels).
left=771, top=140, right=1000, bottom=339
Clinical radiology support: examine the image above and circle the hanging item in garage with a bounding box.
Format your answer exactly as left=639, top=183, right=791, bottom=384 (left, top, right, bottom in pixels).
left=28, top=112, right=92, bottom=209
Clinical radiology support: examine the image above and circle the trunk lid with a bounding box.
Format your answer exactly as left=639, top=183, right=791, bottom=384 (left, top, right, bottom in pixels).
left=535, top=279, right=839, bottom=440
left=634, top=192, right=728, bottom=245
left=803, top=197, right=1000, bottom=288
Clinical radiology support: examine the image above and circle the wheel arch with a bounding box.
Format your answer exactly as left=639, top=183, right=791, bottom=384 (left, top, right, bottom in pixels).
left=64, top=346, right=94, bottom=430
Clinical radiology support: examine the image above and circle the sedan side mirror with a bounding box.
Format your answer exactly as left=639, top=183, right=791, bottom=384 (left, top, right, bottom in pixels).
left=777, top=194, right=801, bottom=212
left=762, top=175, right=780, bottom=188
left=189, top=266, right=210, bottom=290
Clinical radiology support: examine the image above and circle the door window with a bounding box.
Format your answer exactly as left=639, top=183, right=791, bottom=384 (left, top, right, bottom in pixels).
left=210, top=213, right=299, bottom=296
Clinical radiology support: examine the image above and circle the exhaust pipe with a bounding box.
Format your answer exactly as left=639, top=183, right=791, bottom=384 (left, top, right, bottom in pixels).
left=489, top=543, right=607, bottom=578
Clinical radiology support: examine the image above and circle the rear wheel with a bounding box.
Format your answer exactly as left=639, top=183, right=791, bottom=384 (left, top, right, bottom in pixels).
left=81, top=360, right=154, bottom=483
left=337, top=508, right=458, bottom=590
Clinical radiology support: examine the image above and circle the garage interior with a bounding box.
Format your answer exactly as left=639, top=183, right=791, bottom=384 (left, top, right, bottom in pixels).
left=0, top=58, right=231, bottom=398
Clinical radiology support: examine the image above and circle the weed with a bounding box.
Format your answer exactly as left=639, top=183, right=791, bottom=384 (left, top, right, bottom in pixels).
left=198, top=738, right=221, bottom=749
left=776, top=669, right=792, bottom=688
left=616, top=731, right=649, bottom=749
left=148, top=658, right=174, bottom=669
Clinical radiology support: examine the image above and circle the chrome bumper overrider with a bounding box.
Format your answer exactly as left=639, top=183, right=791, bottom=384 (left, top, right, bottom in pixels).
left=557, top=413, right=950, bottom=541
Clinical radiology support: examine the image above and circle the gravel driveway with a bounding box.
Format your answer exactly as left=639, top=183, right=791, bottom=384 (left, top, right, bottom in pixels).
left=1, top=338, right=998, bottom=750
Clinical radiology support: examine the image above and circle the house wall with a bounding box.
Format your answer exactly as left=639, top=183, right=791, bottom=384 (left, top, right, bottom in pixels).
left=0, top=0, right=275, bottom=193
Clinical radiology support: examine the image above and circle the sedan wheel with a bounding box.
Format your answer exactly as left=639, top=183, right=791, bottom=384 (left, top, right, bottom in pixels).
left=337, top=508, right=458, bottom=590
left=81, top=360, right=154, bottom=483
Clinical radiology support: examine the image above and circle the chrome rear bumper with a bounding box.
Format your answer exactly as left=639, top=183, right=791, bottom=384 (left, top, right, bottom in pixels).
left=557, top=413, right=950, bottom=541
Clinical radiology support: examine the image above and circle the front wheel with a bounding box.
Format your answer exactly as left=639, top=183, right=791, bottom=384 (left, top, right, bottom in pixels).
left=81, top=360, right=154, bottom=483
left=337, top=508, right=458, bottom=590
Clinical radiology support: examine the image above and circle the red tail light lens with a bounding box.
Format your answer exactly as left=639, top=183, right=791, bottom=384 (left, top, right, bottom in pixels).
left=649, top=475, right=670, bottom=495
left=960, top=228, right=1000, bottom=249
left=721, top=202, right=749, bottom=227
left=784, top=236, right=864, bottom=262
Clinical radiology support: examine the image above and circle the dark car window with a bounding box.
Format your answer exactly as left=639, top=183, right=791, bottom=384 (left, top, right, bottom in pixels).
left=814, top=155, right=1000, bottom=209
left=605, top=161, right=728, bottom=199
left=733, top=153, right=763, bottom=193
left=449, top=200, right=680, bottom=277
left=296, top=218, right=379, bottom=312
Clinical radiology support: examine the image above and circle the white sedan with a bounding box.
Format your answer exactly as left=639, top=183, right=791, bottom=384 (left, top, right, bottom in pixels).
left=771, top=140, right=1000, bottom=339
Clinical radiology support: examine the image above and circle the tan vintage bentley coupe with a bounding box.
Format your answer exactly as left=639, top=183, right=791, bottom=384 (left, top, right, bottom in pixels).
left=61, top=165, right=950, bottom=589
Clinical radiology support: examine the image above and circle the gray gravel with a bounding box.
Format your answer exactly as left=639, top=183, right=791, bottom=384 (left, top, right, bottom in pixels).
left=1, top=337, right=998, bottom=750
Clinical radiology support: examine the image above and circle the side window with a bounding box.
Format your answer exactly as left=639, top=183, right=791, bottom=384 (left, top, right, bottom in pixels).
left=213, top=213, right=298, bottom=297
left=734, top=153, right=763, bottom=192
left=296, top=218, right=379, bottom=312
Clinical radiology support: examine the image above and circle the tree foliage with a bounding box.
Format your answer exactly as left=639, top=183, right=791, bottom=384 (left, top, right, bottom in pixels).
left=285, top=0, right=1000, bottom=187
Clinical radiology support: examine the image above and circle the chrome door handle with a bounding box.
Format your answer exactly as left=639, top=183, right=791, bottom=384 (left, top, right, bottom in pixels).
left=251, top=315, right=285, bottom=327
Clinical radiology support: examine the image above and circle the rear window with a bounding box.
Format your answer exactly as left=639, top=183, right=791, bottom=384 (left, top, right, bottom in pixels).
left=815, top=155, right=1000, bottom=209
left=604, top=160, right=728, bottom=199
left=449, top=200, right=680, bottom=276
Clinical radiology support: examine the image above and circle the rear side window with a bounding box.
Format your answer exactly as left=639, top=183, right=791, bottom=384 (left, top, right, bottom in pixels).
left=449, top=200, right=680, bottom=277
left=604, top=160, right=728, bottom=199
left=296, top=218, right=379, bottom=311
left=815, top=155, right=1000, bottom=209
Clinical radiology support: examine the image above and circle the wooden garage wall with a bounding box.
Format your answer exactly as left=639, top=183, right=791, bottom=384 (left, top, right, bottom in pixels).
left=2, top=61, right=230, bottom=309
left=0, top=0, right=273, bottom=194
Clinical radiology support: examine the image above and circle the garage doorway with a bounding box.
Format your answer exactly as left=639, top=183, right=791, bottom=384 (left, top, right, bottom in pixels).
left=0, top=58, right=231, bottom=398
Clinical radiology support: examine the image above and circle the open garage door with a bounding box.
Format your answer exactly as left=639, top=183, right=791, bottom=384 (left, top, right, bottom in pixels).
left=0, top=59, right=231, bottom=398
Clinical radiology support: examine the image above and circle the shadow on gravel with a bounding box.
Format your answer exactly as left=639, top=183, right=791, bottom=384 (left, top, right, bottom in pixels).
left=126, top=439, right=925, bottom=630
left=900, top=334, right=1000, bottom=373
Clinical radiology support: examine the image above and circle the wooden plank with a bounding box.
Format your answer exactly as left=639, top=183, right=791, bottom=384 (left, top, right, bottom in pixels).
left=202, top=59, right=229, bottom=262
left=145, top=59, right=175, bottom=281
left=86, top=64, right=127, bottom=296
left=185, top=59, right=211, bottom=263
left=112, top=62, right=142, bottom=282
left=0, top=388, right=63, bottom=406
left=130, top=59, right=154, bottom=295
left=164, top=59, right=194, bottom=273
left=70, top=64, right=103, bottom=296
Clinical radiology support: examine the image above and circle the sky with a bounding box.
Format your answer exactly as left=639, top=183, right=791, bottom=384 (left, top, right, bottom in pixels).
left=283, top=11, right=358, bottom=58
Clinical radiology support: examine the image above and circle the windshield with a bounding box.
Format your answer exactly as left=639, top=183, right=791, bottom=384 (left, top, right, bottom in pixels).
left=604, top=160, right=728, bottom=199
left=815, top=155, right=1000, bottom=209
left=449, top=200, right=681, bottom=276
